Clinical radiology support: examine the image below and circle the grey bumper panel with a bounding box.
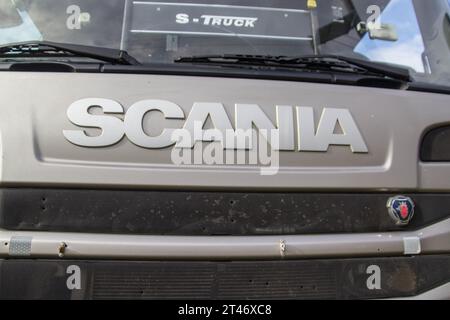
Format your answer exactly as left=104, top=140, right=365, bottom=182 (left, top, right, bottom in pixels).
left=0, top=218, right=449, bottom=260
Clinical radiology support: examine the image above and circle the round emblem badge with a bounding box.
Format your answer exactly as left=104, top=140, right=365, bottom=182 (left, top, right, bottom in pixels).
left=386, top=196, right=415, bottom=226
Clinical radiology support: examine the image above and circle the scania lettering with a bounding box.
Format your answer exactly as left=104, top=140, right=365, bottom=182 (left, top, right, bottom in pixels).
left=63, top=98, right=368, bottom=152
left=0, top=0, right=449, bottom=300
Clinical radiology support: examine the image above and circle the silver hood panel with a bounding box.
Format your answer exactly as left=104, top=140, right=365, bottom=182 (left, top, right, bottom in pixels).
left=0, top=72, right=449, bottom=190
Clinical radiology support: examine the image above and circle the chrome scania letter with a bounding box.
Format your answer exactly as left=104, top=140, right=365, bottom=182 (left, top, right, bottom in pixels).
left=176, top=102, right=233, bottom=148
left=124, top=100, right=185, bottom=149
left=297, top=107, right=368, bottom=153
left=235, top=104, right=295, bottom=150
left=63, top=98, right=125, bottom=147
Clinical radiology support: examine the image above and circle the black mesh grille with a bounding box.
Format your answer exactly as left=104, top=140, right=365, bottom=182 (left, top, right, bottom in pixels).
left=1, top=256, right=449, bottom=300
left=92, top=262, right=338, bottom=300
left=421, top=125, right=450, bottom=161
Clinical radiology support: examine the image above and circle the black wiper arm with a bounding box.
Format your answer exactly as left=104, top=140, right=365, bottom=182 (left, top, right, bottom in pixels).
left=0, top=41, right=140, bottom=65
left=300, top=54, right=411, bottom=82
left=175, top=54, right=411, bottom=82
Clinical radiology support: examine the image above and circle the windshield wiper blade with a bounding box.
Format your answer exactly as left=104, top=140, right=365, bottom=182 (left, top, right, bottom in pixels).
left=175, top=54, right=412, bottom=82
left=0, top=41, right=140, bottom=65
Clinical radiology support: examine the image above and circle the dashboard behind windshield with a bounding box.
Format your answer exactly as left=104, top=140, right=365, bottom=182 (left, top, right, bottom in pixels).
left=2, top=0, right=450, bottom=86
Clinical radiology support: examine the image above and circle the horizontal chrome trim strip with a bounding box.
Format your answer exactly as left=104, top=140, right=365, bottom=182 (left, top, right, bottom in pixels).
left=130, top=30, right=313, bottom=41
left=0, top=218, right=449, bottom=260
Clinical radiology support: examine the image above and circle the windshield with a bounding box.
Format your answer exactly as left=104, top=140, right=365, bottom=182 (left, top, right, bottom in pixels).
left=2, top=0, right=450, bottom=86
